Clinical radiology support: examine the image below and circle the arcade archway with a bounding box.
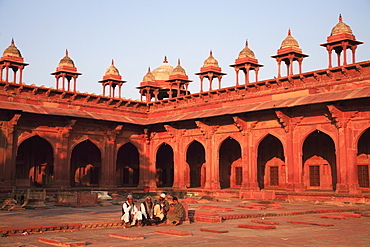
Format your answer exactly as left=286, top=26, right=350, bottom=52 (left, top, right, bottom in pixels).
left=16, top=136, right=54, bottom=187
left=70, top=140, right=101, bottom=187
left=302, top=131, right=337, bottom=191
left=116, top=142, right=140, bottom=187
left=257, top=134, right=285, bottom=189
left=219, top=137, right=242, bottom=189
left=186, top=141, right=206, bottom=188
left=357, top=128, right=370, bottom=188
left=156, top=143, right=174, bottom=187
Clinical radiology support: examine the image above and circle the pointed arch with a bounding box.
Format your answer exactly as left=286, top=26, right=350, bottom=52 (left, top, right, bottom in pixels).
left=16, top=135, right=54, bottom=187
left=116, top=142, right=140, bottom=187
left=186, top=140, right=206, bottom=188
left=219, top=137, right=242, bottom=189
left=356, top=128, right=370, bottom=188
left=257, top=134, right=285, bottom=189
left=302, top=130, right=336, bottom=191
left=70, top=139, right=101, bottom=187
left=156, top=143, right=174, bottom=187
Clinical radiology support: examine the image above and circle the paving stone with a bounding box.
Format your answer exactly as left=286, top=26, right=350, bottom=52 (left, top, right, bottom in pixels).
left=38, top=237, right=86, bottom=246
left=339, top=213, right=361, bottom=218
left=200, top=228, right=229, bottom=233
left=109, top=233, right=145, bottom=240
left=287, top=220, right=334, bottom=227
left=237, top=224, right=276, bottom=230
left=321, top=215, right=346, bottom=219
left=251, top=220, right=279, bottom=225
left=154, top=228, right=192, bottom=236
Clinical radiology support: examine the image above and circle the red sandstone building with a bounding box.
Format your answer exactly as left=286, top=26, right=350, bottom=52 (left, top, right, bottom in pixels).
left=1, top=16, right=370, bottom=200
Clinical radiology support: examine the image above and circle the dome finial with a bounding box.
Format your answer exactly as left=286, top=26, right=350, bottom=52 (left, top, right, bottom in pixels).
left=111, top=59, right=114, bottom=65
left=11, top=38, right=14, bottom=45
left=163, top=56, right=168, bottom=63
left=66, top=49, right=69, bottom=57
left=210, top=50, right=213, bottom=56
left=245, top=39, right=248, bottom=46
left=288, top=28, right=291, bottom=35
left=148, top=67, right=151, bottom=72
left=339, top=14, right=342, bottom=22
left=178, top=58, right=181, bottom=65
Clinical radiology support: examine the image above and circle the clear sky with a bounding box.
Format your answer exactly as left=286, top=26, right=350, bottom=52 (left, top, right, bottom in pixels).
left=1, top=0, right=369, bottom=100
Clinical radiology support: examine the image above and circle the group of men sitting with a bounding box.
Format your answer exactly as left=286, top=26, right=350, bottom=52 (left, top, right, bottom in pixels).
left=121, top=193, right=185, bottom=228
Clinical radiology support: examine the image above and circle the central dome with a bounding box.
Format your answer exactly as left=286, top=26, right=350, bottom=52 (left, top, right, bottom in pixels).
left=331, top=14, right=353, bottom=36
left=238, top=41, right=255, bottom=59
left=280, top=29, right=300, bottom=49
left=58, top=50, right=75, bottom=67
left=151, top=56, right=174, bottom=80
left=3, top=39, right=22, bottom=57
left=203, top=51, right=219, bottom=67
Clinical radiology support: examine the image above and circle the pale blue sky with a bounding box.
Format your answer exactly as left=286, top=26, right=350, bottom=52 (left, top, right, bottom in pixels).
left=1, top=0, right=369, bottom=100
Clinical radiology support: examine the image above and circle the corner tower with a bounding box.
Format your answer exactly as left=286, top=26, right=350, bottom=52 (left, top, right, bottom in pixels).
left=98, top=60, right=126, bottom=98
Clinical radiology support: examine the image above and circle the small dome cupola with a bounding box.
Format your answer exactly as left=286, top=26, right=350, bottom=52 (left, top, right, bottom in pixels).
left=238, top=40, right=255, bottom=59
left=142, top=67, right=156, bottom=82
left=105, top=59, right=120, bottom=76
left=331, top=14, right=353, bottom=36
left=2, top=39, right=22, bottom=57
left=280, top=29, right=300, bottom=49
left=58, top=50, right=75, bottom=68
left=203, top=50, right=219, bottom=67
left=171, top=59, right=187, bottom=76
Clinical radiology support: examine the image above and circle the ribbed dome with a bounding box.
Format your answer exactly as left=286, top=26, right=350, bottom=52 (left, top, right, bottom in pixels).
left=203, top=51, right=219, bottom=67
left=58, top=50, right=75, bottom=67
left=105, top=60, right=120, bottom=75
left=142, top=67, right=155, bottom=82
left=331, top=14, right=353, bottom=36
left=280, top=29, right=300, bottom=49
left=3, top=39, right=22, bottom=57
left=238, top=41, right=255, bottom=59
left=171, top=59, right=186, bottom=76
left=151, top=56, right=174, bottom=80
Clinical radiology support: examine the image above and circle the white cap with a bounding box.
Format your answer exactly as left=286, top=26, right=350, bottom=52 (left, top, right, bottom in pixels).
left=160, top=193, right=166, bottom=198
left=127, top=194, right=133, bottom=199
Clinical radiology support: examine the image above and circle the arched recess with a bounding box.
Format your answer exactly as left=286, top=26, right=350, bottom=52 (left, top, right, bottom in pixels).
left=357, top=128, right=370, bottom=188
left=219, top=137, right=242, bottom=189
left=156, top=143, right=174, bottom=187
left=257, top=134, right=285, bottom=189
left=70, top=139, right=101, bottom=187
left=302, top=130, right=337, bottom=191
left=16, top=135, right=54, bottom=187
left=116, top=142, right=140, bottom=187
left=186, top=140, right=206, bottom=188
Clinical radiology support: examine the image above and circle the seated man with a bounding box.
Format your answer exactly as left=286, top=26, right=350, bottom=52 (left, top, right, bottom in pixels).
left=167, top=197, right=185, bottom=226
left=140, top=196, right=155, bottom=226
left=121, top=194, right=142, bottom=228
left=152, top=193, right=169, bottom=224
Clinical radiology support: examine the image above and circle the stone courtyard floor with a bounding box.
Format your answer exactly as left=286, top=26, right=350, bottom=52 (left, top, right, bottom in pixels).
left=1, top=198, right=370, bottom=246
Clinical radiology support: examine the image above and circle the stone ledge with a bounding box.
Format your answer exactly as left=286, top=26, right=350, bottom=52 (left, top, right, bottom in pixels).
left=321, top=215, right=346, bottom=219
left=339, top=213, right=361, bottom=218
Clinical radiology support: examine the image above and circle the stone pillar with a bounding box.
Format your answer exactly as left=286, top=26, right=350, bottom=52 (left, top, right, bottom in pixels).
left=100, top=135, right=116, bottom=188
left=1, top=114, right=21, bottom=189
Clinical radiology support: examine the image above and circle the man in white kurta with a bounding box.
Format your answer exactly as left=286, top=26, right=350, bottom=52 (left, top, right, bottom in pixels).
left=121, top=194, right=142, bottom=227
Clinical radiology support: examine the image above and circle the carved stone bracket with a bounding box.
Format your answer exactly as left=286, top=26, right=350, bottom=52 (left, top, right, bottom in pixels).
left=233, top=116, right=248, bottom=135
left=143, top=127, right=155, bottom=144
left=326, top=105, right=358, bottom=129
left=7, top=113, right=21, bottom=134
left=275, top=110, right=290, bottom=133
left=195, top=120, right=219, bottom=139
